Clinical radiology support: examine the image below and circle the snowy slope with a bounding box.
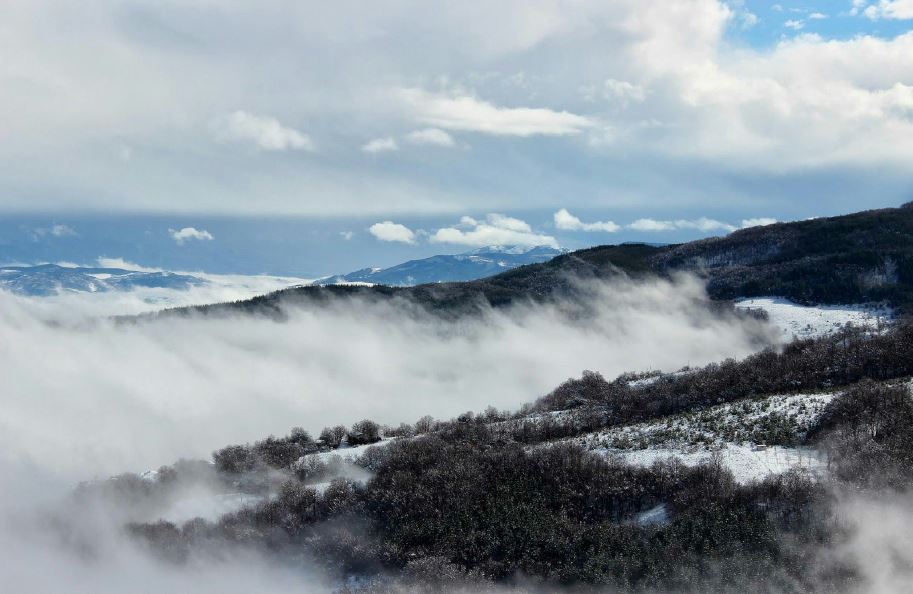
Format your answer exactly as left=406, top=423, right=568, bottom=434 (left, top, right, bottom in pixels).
left=297, top=438, right=397, bottom=466
left=571, top=391, right=836, bottom=483
left=318, top=245, right=565, bottom=287
left=612, top=444, right=828, bottom=484
left=735, top=297, right=892, bottom=339
left=0, top=263, right=205, bottom=296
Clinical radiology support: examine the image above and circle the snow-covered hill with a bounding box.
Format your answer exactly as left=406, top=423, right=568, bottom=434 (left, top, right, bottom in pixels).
left=0, top=263, right=205, bottom=296
left=317, top=245, right=566, bottom=287
left=735, top=297, right=892, bottom=339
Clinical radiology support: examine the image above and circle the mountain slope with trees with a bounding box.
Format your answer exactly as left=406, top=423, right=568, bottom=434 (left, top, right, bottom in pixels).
left=148, top=204, right=913, bottom=321
left=76, top=319, right=913, bottom=592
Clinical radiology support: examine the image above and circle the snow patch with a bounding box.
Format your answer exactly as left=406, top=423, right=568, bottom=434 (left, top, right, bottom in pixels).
left=735, top=297, right=892, bottom=340
left=573, top=391, right=836, bottom=483
left=607, top=444, right=828, bottom=484
left=636, top=504, right=669, bottom=526
left=297, top=438, right=395, bottom=466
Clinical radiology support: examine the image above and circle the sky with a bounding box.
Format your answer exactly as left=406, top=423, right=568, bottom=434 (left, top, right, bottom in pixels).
left=2, top=0, right=912, bottom=274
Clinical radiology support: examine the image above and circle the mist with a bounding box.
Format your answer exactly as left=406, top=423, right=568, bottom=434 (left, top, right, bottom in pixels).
left=0, top=274, right=779, bottom=593
left=10, top=267, right=311, bottom=319
left=0, top=274, right=776, bottom=478
left=829, top=493, right=913, bottom=593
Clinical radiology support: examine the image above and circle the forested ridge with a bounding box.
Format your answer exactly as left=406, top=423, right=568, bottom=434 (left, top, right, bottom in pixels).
left=139, top=204, right=913, bottom=322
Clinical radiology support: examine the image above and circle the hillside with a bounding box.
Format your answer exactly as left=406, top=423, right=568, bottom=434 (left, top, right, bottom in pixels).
left=152, top=205, right=913, bottom=321
left=151, top=242, right=666, bottom=320
left=655, top=204, right=913, bottom=306
left=78, top=319, right=913, bottom=592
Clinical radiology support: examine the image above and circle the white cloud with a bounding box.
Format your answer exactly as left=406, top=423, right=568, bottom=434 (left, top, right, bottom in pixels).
left=361, top=137, right=399, bottom=153
left=95, top=258, right=162, bottom=273
left=553, top=208, right=620, bottom=232
left=628, top=219, right=677, bottom=232
left=485, top=213, right=532, bottom=232
left=30, top=224, right=77, bottom=239
left=339, top=230, right=354, bottom=240
left=221, top=111, right=315, bottom=152
left=431, top=213, right=558, bottom=248
left=677, top=218, right=737, bottom=232
left=668, top=32, right=913, bottom=169
left=741, top=11, right=760, bottom=28
left=2, top=0, right=913, bottom=217
left=863, top=0, right=913, bottom=19
left=784, top=19, right=805, bottom=30
left=368, top=221, right=416, bottom=244
left=808, top=12, right=827, bottom=20
left=602, top=79, right=648, bottom=105
left=405, top=128, right=456, bottom=147
left=627, top=217, right=737, bottom=233
left=398, top=88, right=593, bottom=137
left=169, top=227, right=214, bottom=245
left=50, top=224, right=76, bottom=237
left=741, top=217, right=778, bottom=228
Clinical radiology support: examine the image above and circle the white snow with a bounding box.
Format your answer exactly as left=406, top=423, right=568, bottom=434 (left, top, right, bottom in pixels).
left=626, top=368, right=694, bottom=389
left=577, top=392, right=835, bottom=452
left=607, top=444, right=828, bottom=484
left=318, top=280, right=376, bottom=287
left=571, top=390, right=836, bottom=483
left=297, top=438, right=396, bottom=466
left=636, top=504, right=669, bottom=526
left=735, top=297, right=892, bottom=339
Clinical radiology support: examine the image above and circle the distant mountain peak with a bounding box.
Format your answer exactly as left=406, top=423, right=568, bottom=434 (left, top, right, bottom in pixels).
left=319, top=245, right=565, bottom=287
left=463, top=245, right=565, bottom=256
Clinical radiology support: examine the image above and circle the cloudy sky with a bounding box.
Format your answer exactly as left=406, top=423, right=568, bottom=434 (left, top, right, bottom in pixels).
left=2, top=0, right=912, bottom=274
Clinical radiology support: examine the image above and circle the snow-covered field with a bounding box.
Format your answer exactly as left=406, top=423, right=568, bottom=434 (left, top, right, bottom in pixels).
left=735, top=297, right=892, bottom=340
left=298, top=438, right=397, bottom=466
left=571, top=391, right=836, bottom=483
left=610, top=444, right=828, bottom=484
left=576, top=392, right=835, bottom=452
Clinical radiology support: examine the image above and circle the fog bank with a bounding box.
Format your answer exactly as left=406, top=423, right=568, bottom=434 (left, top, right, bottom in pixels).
left=0, top=275, right=776, bottom=479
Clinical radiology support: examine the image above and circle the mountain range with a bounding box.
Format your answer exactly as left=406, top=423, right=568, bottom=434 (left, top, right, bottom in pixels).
left=13, top=205, right=913, bottom=314
left=316, top=245, right=565, bottom=287
left=0, top=264, right=205, bottom=297
left=0, top=247, right=565, bottom=298
left=163, top=204, right=913, bottom=319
